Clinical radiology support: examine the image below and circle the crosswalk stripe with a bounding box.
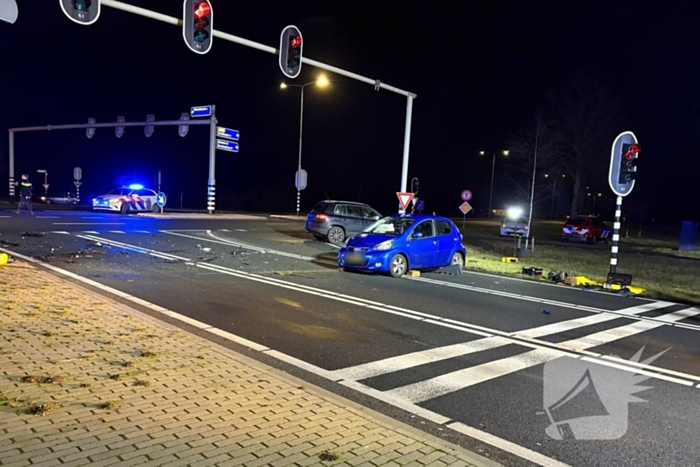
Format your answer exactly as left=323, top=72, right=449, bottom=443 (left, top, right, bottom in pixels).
left=614, top=300, right=676, bottom=315
left=386, top=347, right=563, bottom=403
left=554, top=320, right=664, bottom=352
left=512, top=314, right=621, bottom=339
left=330, top=336, right=512, bottom=381
left=654, top=307, right=700, bottom=323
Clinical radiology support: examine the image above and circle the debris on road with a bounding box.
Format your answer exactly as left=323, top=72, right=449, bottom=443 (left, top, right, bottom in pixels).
left=23, top=231, right=47, bottom=238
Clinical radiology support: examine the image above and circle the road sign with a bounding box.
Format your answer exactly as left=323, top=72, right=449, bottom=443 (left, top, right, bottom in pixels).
left=178, top=113, right=190, bottom=137
left=459, top=201, right=472, bottom=215
left=156, top=192, right=167, bottom=207
left=217, top=127, right=240, bottom=141
left=416, top=200, right=425, bottom=211
left=73, top=167, right=82, bottom=181
left=0, top=0, right=19, bottom=24
left=43, top=184, right=49, bottom=191
left=74, top=181, right=82, bottom=188
left=295, top=169, right=308, bottom=191
left=411, top=197, right=418, bottom=207
left=190, top=106, right=212, bottom=118
left=216, top=139, right=239, bottom=152
left=36, top=169, right=47, bottom=174
left=461, top=190, right=472, bottom=201
left=59, top=0, right=100, bottom=26
left=397, top=192, right=413, bottom=211
left=608, top=131, right=639, bottom=197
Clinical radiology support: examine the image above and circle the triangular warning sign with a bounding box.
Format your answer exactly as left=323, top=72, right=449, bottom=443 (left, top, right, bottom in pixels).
left=396, top=192, right=413, bottom=211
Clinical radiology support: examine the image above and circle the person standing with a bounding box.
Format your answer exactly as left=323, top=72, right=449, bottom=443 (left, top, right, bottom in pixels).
left=16, top=174, right=34, bottom=215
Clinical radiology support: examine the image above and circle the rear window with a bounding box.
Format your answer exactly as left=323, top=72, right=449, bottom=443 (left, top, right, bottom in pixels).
left=566, top=218, right=590, bottom=226
left=312, top=202, right=328, bottom=213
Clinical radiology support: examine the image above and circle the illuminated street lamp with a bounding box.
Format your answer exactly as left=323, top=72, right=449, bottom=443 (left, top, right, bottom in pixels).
left=480, top=150, right=509, bottom=218
left=280, top=75, right=331, bottom=216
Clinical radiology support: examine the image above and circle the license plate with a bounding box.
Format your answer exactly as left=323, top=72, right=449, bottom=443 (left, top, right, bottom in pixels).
left=345, top=253, right=364, bottom=265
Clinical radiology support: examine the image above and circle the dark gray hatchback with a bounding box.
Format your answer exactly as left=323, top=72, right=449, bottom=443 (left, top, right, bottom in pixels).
left=305, top=200, right=382, bottom=245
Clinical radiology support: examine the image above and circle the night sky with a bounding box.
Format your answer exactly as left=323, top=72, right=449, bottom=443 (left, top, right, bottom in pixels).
left=0, top=1, right=697, bottom=223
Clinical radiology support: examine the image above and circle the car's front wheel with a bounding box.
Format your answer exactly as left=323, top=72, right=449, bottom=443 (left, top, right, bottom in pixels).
left=451, top=252, right=464, bottom=268
left=327, top=226, right=345, bottom=245
left=388, top=254, right=408, bottom=278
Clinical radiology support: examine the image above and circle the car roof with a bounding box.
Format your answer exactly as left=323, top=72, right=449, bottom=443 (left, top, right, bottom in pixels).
left=317, top=200, right=371, bottom=206
left=389, top=213, right=453, bottom=222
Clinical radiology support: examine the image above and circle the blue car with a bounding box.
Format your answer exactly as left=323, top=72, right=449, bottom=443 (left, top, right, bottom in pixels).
left=338, top=214, right=467, bottom=277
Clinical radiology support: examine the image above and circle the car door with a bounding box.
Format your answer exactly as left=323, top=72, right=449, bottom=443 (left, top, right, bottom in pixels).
left=407, top=220, right=438, bottom=268
left=342, top=204, right=365, bottom=236
left=360, top=206, right=381, bottom=229
left=435, top=220, right=457, bottom=264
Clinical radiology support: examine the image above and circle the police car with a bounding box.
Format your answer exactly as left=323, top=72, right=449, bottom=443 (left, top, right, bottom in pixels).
left=92, top=185, right=160, bottom=214
left=561, top=215, right=610, bottom=244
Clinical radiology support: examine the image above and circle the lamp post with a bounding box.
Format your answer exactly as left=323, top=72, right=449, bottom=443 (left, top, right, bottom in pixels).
left=544, top=173, right=566, bottom=219
left=280, top=75, right=330, bottom=216
left=479, top=150, right=509, bottom=218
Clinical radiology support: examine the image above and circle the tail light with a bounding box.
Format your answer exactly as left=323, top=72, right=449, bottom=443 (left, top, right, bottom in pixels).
left=316, top=213, right=328, bottom=220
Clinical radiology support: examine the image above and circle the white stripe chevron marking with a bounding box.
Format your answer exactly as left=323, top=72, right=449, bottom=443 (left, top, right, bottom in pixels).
left=330, top=336, right=512, bottom=381
left=651, top=307, right=700, bottom=323
left=512, top=313, right=621, bottom=339
left=555, top=320, right=664, bottom=352
left=386, top=348, right=563, bottom=403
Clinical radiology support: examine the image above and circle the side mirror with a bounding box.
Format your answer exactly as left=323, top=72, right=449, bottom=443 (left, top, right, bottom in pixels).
left=412, top=231, right=423, bottom=239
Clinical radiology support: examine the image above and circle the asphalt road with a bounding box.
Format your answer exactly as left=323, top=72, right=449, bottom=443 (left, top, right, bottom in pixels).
left=2, top=209, right=699, bottom=467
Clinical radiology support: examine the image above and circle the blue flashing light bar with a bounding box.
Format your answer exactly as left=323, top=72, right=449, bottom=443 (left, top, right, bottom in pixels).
left=129, top=184, right=144, bottom=190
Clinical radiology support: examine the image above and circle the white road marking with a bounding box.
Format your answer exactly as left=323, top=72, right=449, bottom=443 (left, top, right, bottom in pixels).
left=448, top=422, right=572, bottom=467
left=50, top=231, right=70, bottom=235
left=53, top=222, right=125, bottom=225
left=408, top=276, right=700, bottom=332
left=82, top=231, right=100, bottom=234
left=330, top=336, right=512, bottom=381
left=385, top=347, right=563, bottom=403
left=133, top=230, right=152, bottom=234
left=82, top=216, right=103, bottom=219
left=36, top=216, right=60, bottom=219
left=556, top=320, right=665, bottom=352
left=0, top=246, right=687, bottom=467
left=108, top=231, right=126, bottom=234
left=31, top=235, right=700, bottom=388
left=512, top=313, right=621, bottom=339
left=234, top=229, right=247, bottom=232
left=0, top=216, right=12, bottom=218
left=614, top=301, right=676, bottom=315
left=654, top=307, right=700, bottom=323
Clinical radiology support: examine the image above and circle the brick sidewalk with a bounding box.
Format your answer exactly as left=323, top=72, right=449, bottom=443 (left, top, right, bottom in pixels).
left=0, top=261, right=500, bottom=467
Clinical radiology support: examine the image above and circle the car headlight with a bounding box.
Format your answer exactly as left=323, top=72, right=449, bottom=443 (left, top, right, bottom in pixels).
left=374, top=240, right=393, bottom=251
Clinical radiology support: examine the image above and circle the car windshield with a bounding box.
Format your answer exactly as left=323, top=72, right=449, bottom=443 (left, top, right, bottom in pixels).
left=106, top=188, right=131, bottom=196
left=364, top=217, right=416, bottom=235
left=566, top=219, right=589, bottom=226
left=504, top=217, right=528, bottom=224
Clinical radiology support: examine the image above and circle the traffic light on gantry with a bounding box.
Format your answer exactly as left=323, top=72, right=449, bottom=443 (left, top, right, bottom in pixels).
left=279, top=25, right=303, bottom=79
left=618, top=143, right=640, bottom=184
left=183, top=0, right=213, bottom=55
left=59, top=0, right=101, bottom=25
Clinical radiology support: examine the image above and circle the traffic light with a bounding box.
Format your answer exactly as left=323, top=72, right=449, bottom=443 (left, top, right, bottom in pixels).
left=59, top=0, right=101, bottom=25
left=183, top=0, right=213, bottom=55
left=279, top=25, right=303, bottom=79
left=608, top=131, right=640, bottom=197
left=411, top=177, right=419, bottom=195
left=618, top=143, right=640, bottom=184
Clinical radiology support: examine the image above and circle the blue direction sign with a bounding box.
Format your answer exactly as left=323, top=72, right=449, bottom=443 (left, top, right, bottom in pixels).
left=190, top=106, right=212, bottom=118
left=156, top=192, right=167, bottom=208
left=216, top=127, right=240, bottom=141
left=216, top=139, right=239, bottom=153
left=416, top=200, right=425, bottom=211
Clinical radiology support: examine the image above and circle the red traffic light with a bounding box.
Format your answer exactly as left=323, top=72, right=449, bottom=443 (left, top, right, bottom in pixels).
left=623, top=143, right=641, bottom=159
left=290, top=35, right=302, bottom=48
left=194, top=2, right=211, bottom=18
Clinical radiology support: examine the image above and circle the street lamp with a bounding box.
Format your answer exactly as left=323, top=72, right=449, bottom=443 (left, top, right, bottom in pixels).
left=280, top=75, right=330, bottom=216
left=479, top=150, right=509, bottom=218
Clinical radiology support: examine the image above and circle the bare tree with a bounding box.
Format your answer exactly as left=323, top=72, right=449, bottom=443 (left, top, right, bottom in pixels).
left=546, top=75, right=624, bottom=217
left=504, top=112, right=560, bottom=224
